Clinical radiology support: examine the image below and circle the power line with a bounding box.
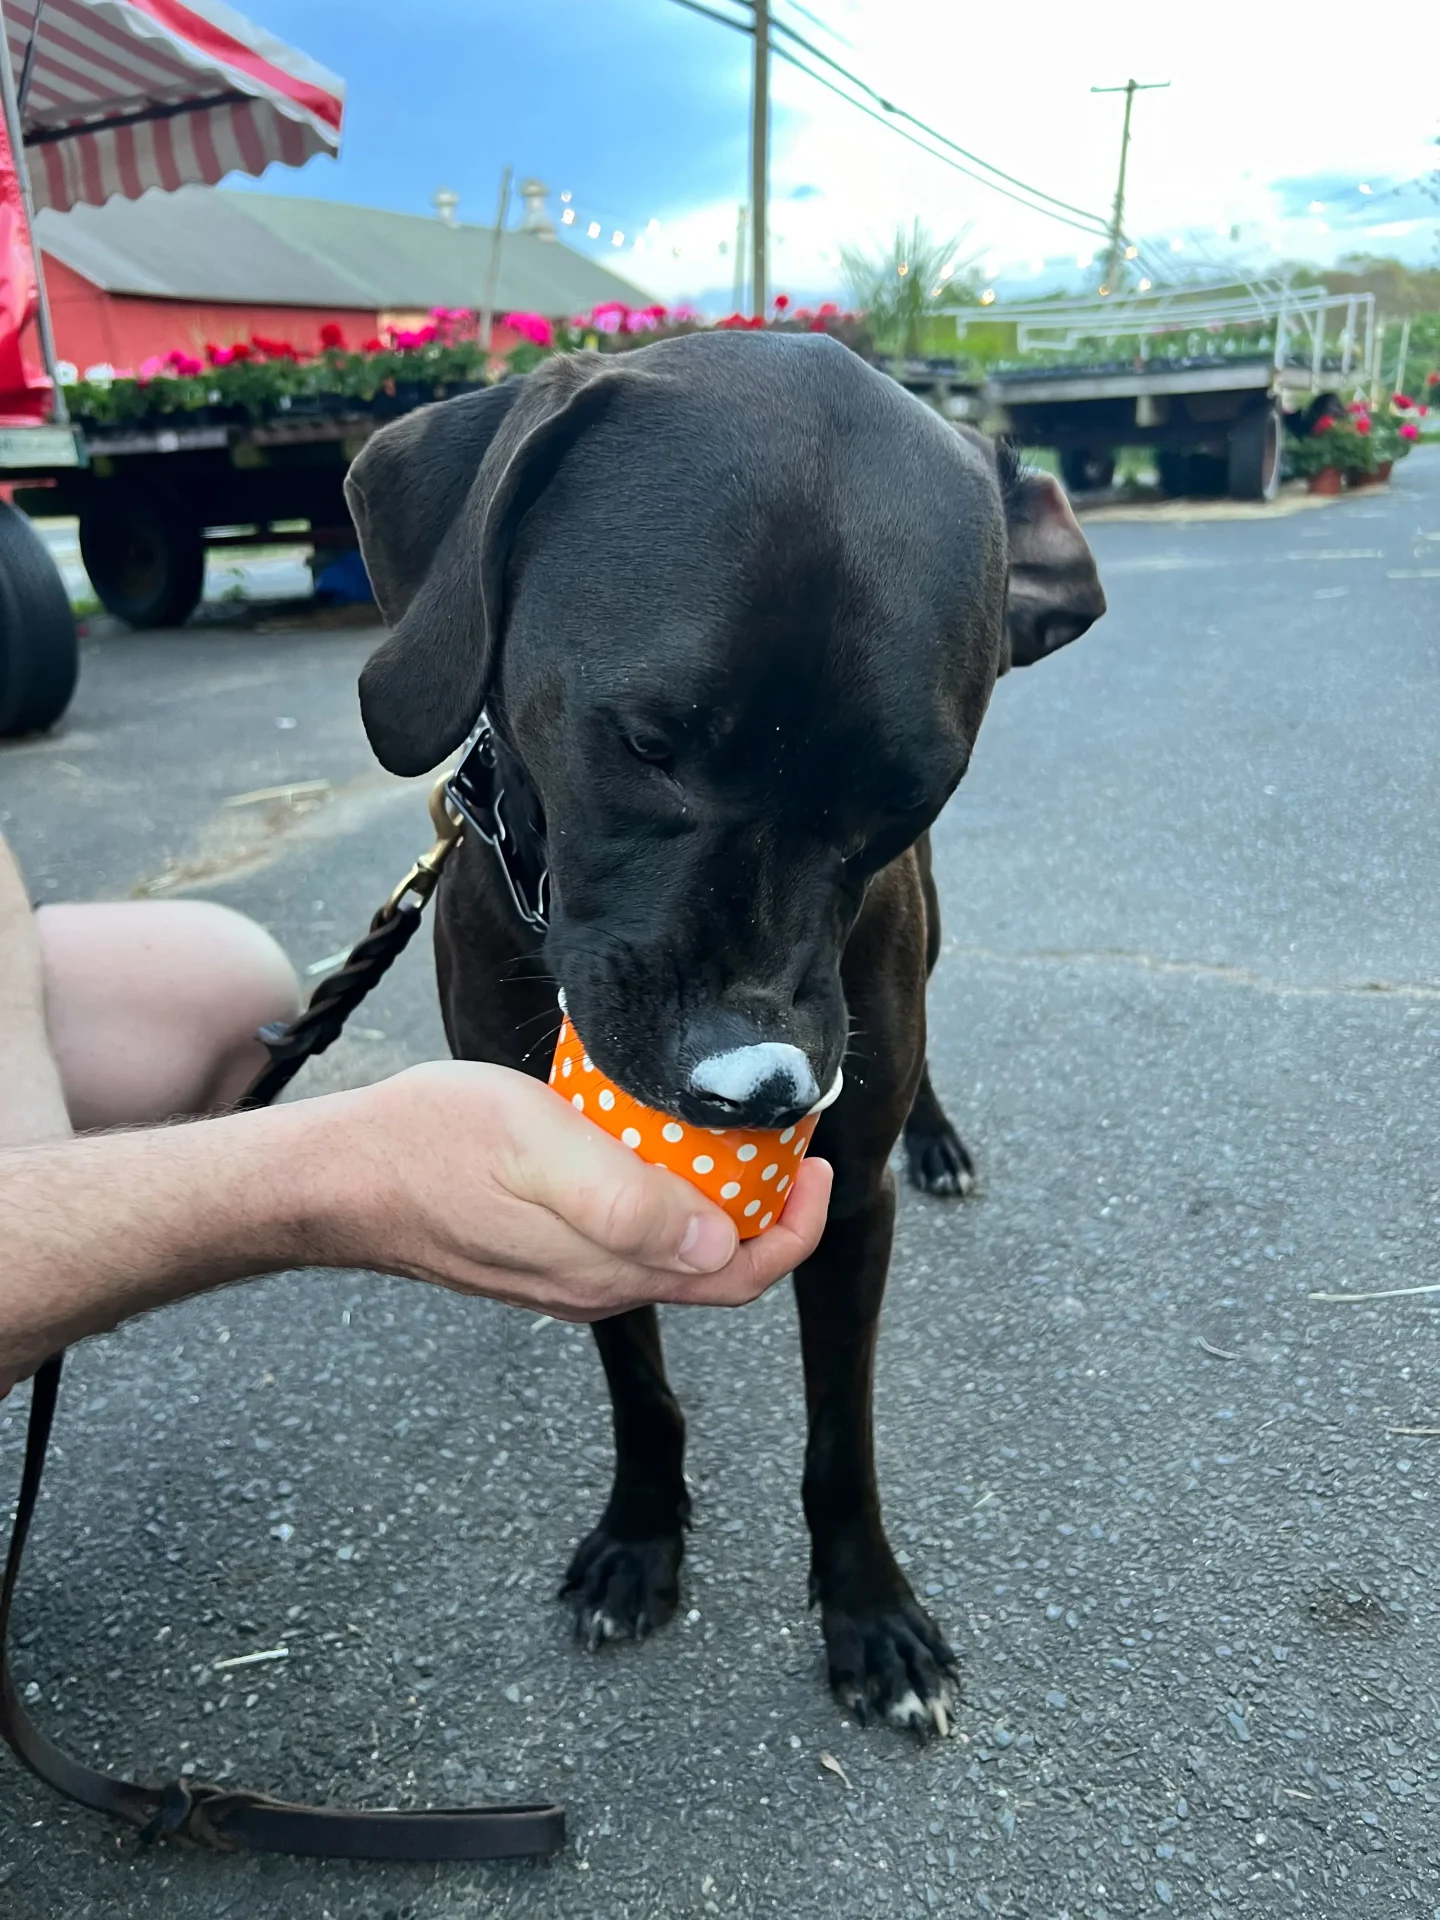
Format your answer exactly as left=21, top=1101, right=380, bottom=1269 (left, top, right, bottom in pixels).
left=768, top=38, right=1110, bottom=236
left=661, top=0, right=1111, bottom=239
left=763, top=10, right=1111, bottom=231
left=773, top=0, right=854, bottom=47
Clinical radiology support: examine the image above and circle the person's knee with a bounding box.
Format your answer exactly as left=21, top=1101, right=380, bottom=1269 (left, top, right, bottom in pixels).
left=168, top=903, right=301, bottom=1111
left=38, top=899, right=300, bottom=1127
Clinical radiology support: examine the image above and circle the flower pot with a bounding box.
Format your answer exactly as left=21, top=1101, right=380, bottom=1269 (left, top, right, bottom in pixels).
left=1374, top=459, right=1393, bottom=483
left=1308, top=467, right=1342, bottom=495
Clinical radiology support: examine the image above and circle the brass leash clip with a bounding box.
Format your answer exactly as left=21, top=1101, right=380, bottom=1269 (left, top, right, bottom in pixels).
left=381, top=776, right=467, bottom=920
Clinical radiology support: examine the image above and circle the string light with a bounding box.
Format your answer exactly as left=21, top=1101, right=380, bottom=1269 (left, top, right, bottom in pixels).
left=979, top=287, right=996, bottom=305
left=611, top=230, right=625, bottom=246
left=587, top=221, right=601, bottom=238
left=561, top=208, right=575, bottom=225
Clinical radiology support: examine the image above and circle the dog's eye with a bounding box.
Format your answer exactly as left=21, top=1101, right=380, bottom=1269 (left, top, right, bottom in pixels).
left=625, top=731, right=675, bottom=769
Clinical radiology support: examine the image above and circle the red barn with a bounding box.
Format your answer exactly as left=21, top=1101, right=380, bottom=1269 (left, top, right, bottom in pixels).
left=34, top=184, right=650, bottom=372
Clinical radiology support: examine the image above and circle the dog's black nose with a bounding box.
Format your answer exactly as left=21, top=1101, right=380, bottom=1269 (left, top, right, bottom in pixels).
left=685, top=1041, right=820, bottom=1130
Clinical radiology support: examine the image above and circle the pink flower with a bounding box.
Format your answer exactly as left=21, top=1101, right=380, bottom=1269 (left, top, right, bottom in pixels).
left=1398, top=422, right=1419, bottom=441
left=502, top=312, right=554, bottom=347
left=137, top=355, right=168, bottom=381
left=817, top=302, right=839, bottom=318
left=166, top=350, right=203, bottom=377
left=670, top=303, right=701, bottom=324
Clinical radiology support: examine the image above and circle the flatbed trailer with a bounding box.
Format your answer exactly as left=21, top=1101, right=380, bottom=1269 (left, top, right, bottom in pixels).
left=969, top=283, right=1378, bottom=500
left=7, top=407, right=396, bottom=630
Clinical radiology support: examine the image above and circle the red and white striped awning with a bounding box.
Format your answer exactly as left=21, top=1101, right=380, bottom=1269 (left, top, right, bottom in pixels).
left=3, top=0, right=344, bottom=213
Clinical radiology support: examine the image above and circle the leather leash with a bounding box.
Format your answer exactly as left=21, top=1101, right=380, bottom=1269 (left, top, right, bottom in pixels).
left=0, top=774, right=565, bottom=1861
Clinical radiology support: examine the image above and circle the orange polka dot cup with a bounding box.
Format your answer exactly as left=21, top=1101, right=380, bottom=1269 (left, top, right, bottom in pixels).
left=548, top=1012, right=840, bottom=1238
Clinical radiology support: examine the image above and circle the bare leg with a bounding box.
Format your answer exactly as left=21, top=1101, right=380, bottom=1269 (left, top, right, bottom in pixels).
left=35, top=901, right=300, bottom=1131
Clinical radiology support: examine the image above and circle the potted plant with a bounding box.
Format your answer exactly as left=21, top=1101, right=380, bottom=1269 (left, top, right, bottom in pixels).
left=1287, top=405, right=1381, bottom=492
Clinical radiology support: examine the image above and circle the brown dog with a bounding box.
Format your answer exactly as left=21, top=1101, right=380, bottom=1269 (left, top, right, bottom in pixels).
left=347, top=333, right=1104, bottom=1733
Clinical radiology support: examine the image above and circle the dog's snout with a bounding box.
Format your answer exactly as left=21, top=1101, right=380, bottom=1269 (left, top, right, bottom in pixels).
left=687, top=1041, right=820, bottom=1129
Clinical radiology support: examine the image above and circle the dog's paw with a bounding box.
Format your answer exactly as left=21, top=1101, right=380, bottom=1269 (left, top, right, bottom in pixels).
left=903, top=1117, right=976, bottom=1198
left=821, top=1595, right=958, bottom=1738
left=561, top=1525, right=684, bottom=1650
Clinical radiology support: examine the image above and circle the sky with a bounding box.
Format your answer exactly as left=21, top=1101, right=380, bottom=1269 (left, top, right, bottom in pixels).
left=241, top=0, right=1439, bottom=311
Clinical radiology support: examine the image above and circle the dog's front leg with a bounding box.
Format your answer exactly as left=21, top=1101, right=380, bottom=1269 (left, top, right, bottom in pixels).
left=563, top=1307, right=690, bottom=1648
left=794, top=1174, right=958, bottom=1737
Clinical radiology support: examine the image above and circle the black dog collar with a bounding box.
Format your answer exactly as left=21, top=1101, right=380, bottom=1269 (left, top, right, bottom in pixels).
left=446, top=714, right=551, bottom=933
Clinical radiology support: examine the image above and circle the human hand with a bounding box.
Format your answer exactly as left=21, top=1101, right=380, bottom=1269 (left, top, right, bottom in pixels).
left=321, top=1061, right=833, bottom=1320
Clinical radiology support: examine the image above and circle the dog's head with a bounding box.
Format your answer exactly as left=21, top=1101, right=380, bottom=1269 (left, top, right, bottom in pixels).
left=349, top=334, right=1103, bottom=1127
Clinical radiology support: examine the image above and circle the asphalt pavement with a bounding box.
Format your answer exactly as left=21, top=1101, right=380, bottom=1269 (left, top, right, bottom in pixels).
left=2, top=457, right=1438, bottom=1919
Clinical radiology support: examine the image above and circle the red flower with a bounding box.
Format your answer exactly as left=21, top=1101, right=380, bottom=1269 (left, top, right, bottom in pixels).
left=319, top=321, right=347, bottom=350
left=773, top=292, right=790, bottom=312
left=360, top=336, right=386, bottom=353
left=229, top=341, right=252, bottom=362
left=817, top=301, right=839, bottom=318
left=1428, top=372, right=1439, bottom=385
left=1313, top=414, right=1335, bottom=432
left=1346, top=400, right=1366, bottom=414
left=1354, top=417, right=1370, bottom=435
left=1392, top=392, right=1413, bottom=409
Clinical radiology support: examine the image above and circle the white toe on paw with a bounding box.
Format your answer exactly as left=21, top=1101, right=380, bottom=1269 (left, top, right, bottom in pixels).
left=887, top=1689, right=928, bottom=1730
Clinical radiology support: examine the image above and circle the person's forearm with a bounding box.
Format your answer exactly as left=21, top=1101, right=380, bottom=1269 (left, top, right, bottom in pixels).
left=0, top=835, right=72, bottom=1145
left=0, top=1100, right=336, bottom=1377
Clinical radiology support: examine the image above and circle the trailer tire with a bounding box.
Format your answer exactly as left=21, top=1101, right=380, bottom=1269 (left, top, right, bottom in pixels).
left=1060, top=448, right=1116, bottom=494
left=1228, top=402, right=1282, bottom=501
left=79, top=486, right=204, bottom=629
left=0, top=504, right=80, bottom=738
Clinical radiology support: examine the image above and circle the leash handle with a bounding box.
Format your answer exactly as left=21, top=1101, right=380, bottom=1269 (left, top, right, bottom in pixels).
left=0, top=795, right=565, bottom=1861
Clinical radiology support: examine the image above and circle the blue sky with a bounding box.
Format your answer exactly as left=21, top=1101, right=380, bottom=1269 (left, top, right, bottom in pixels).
left=241, top=0, right=1439, bottom=309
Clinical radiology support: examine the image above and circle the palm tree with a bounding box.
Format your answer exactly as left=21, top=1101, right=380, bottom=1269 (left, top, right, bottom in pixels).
left=839, top=220, right=984, bottom=360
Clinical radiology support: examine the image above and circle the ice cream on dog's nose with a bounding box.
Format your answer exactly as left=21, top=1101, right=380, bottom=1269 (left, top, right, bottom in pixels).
left=548, top=1009, right=839, bottom=1239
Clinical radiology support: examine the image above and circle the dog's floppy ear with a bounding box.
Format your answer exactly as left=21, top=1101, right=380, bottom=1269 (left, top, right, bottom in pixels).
left=349, top=352, right=642, bottom=775
left=1000, top=455, right=1106, bottom=669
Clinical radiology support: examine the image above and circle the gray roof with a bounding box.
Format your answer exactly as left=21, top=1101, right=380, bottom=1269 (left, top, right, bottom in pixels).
left=35, top=186, right=652, bottom=316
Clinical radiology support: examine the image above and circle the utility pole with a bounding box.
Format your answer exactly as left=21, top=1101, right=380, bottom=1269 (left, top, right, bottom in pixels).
left=1091, top=78, right=1168, bottom=295
left=477, top=163, right=513, bottom=353
left=733, top=203, right=749, bottom=312
left=750, top=0, right=769, bottom=319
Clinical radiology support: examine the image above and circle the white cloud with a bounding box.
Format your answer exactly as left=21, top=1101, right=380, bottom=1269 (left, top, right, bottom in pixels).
left=618, top=0, right=1438, bottom=308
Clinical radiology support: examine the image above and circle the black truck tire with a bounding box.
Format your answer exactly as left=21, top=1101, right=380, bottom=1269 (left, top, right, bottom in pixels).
left=79, top=485, right=205, bottom=629
left=1228, top=402, right=1283, bottom=501
left=1060, top=448, right=1116, bottom=494
left=0, top=503, right=79, bottom=738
